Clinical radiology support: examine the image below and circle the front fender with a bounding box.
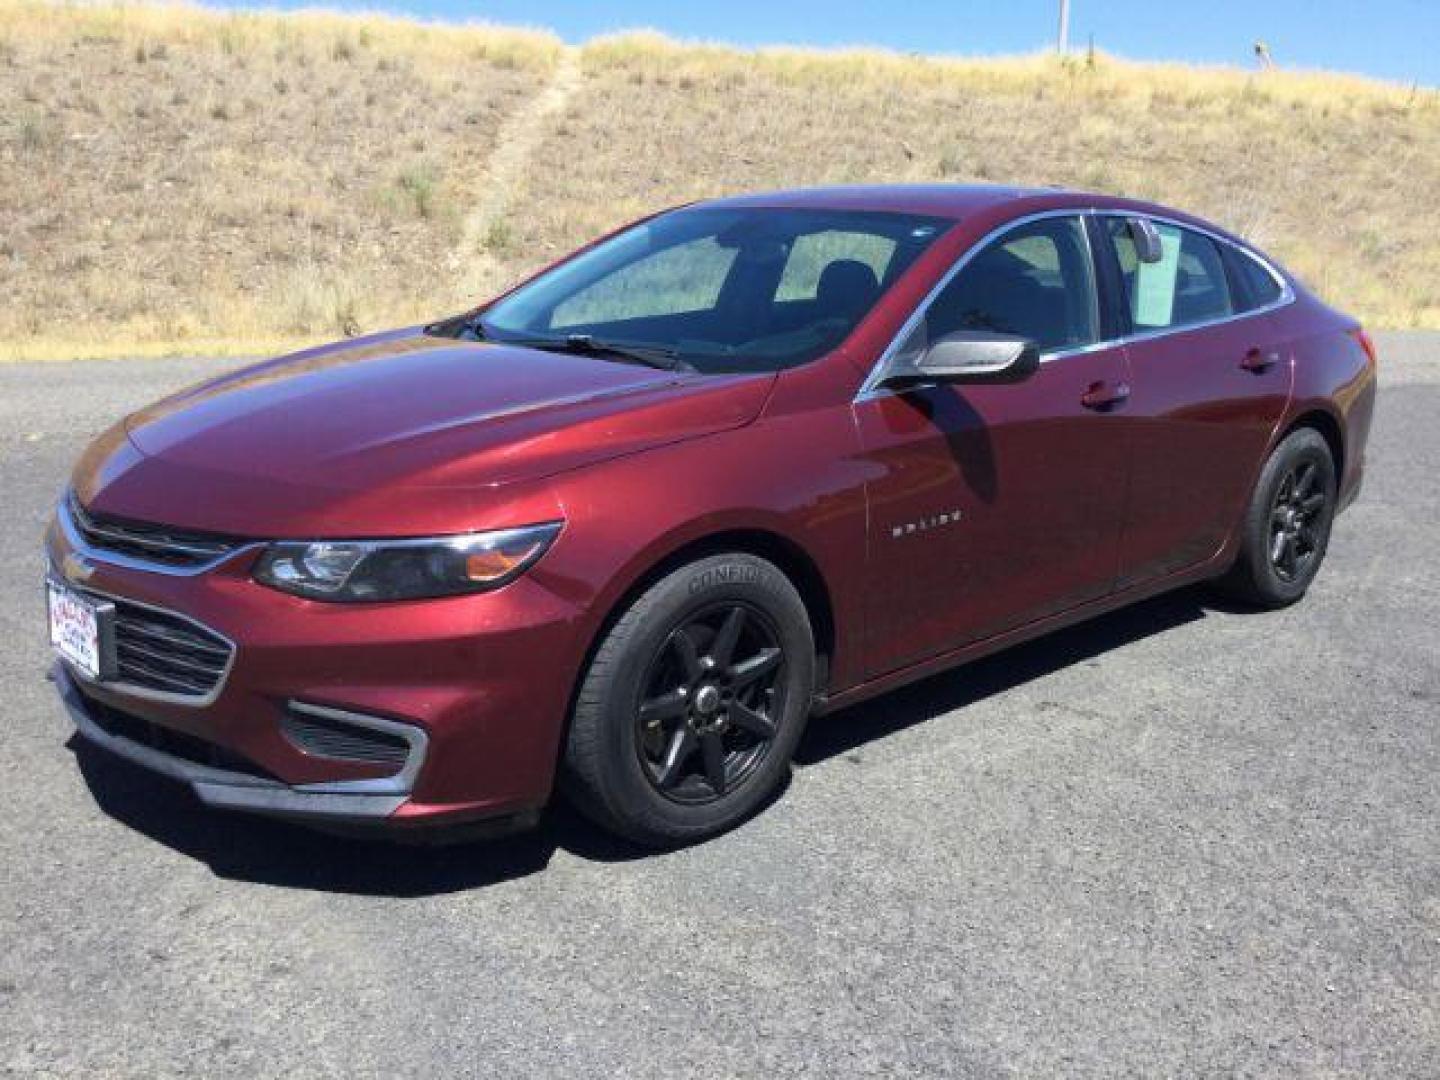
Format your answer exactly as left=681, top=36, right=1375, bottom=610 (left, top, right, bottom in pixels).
left=543, top=400, right=871, bottom=697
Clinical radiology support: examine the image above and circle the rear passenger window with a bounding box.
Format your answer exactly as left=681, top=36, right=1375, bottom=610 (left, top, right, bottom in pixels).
left=1105, top=219, right=1234, bottom=331
left=904, top=215, right=1099, bottom=354
left=1225, top=247, right=1284, bottom=311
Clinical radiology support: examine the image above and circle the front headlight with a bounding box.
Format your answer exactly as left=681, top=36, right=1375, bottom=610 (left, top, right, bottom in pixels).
left=253, top=523, right=562, bottom=602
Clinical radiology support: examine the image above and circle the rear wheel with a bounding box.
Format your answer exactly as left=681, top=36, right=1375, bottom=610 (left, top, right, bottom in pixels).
left=563, top=553, right=815, bottom=847
left=1216, top=427, right=1337, bottom=608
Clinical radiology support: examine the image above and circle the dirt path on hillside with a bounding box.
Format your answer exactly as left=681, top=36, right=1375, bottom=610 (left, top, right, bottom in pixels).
left=449, top=49, right=582, bottom=301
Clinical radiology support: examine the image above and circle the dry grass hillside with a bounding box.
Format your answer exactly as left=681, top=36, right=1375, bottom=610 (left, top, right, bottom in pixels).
left=0, top=1, right=561, bottom=357
left=2, top=1, right=1438, bottom=359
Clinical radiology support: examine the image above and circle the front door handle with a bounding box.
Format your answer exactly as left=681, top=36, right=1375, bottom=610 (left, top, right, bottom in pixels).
left=1241, top=347, right=1281, bottom=373
left=1081, top=380, right=1131, bottom=410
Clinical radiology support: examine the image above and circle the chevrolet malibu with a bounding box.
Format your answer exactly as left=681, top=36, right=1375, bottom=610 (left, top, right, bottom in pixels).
left=46, top=185, right=1377, bottom=846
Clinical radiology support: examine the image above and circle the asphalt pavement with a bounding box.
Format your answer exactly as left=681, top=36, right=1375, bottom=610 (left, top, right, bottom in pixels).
left=1, top=333, right=1436, bottom=1077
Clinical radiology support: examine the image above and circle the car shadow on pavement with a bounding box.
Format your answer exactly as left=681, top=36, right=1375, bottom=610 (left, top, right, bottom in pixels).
left=71, top=584, right=1219, bottom=897
left=794, top=584, right=1212, bottom=766
left=70, top=740, right=647, bottom=897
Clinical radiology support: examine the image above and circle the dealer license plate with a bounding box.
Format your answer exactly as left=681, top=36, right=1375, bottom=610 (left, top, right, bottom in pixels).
left=48, top=580, right=113, bottom=681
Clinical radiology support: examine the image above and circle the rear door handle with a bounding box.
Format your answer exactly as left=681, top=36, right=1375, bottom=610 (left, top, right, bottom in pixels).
left=1241, top=347, right=1281, bottom=373
left=1081, top=380, right=1130, bottom=410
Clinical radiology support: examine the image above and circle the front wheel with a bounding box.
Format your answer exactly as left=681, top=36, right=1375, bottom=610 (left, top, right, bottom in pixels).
left=563, top=553, right=815, bottom=847
left=1216, top=427, right=1338, bottom=608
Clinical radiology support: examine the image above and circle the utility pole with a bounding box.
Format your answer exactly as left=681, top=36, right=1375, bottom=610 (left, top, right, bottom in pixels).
left=1057, top=0, right=1071, bottom=53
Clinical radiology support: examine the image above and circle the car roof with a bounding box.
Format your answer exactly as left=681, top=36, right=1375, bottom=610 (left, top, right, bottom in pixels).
left=697, top=183, right=1040, bottom=217
left=693, top=183, right=1206, bottom=232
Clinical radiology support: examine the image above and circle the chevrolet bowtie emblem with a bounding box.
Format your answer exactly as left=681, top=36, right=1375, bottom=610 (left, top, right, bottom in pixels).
left=62, top=552, right=96, bottom=583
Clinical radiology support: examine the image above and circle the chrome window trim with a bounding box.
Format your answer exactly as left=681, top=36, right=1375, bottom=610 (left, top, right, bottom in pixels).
left=58, top=494, right=263, bottom=578
left=855, top=207, right=1297, bottom=402
left=50, top=575, right=238, bottom=708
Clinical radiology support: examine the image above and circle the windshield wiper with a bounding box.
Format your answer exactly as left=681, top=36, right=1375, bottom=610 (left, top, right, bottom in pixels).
left=499, top=333, right=689, bottom=372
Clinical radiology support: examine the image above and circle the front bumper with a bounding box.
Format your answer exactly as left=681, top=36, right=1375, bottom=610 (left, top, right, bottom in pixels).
left=59, top=663, right=413, bottom=821
left=47, top=508, right=589, bottom=832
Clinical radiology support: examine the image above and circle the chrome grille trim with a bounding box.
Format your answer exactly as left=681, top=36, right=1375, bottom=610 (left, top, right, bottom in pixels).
left=60, top=491, right=262, bottom=576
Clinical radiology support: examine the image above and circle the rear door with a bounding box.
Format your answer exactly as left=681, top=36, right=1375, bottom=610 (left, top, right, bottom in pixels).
left=1096, top=216, right=1294, bottom=587
left=853, top=213, right=1131, bottom=676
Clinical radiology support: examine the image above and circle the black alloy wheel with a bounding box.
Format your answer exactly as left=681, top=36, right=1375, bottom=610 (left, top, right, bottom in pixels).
left=635, top=603, right=786, bottom=804
left=563, top=553, right=815, bottom=847
left=1216, top=426, right=1337, bottom=608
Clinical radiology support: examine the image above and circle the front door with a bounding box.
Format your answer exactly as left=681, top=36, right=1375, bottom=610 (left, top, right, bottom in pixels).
left=853, top=214, right=1131, bottom=678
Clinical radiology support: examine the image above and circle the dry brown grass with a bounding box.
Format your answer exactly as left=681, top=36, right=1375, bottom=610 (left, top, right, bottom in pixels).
left=2, top=3, right=1437, bottom=360
left=0, top=1, right=559, bottom=358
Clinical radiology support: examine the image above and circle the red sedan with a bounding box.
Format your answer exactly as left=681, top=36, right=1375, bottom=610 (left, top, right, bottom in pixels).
left=46, top=185, right=1377, bottom=846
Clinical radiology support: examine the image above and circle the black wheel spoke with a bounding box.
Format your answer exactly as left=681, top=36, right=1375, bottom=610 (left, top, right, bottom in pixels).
left=710, top=607, right=745, bottom=668
left=1294, top=464, right=1317, bottom=499
left=729, top=646, right=781, bottom=689
left=1280, top=533, right=1299, bottom=572
left=1300, top=493, right=1325, bottom=515
left=728, top=700, right=776, bottom=739
left=639, top=689, right=687, bottom=728
left=653, top=727, right=697, bottom=789
left=670, top=627, right=704, bottom=682
left=1270, top=529, right=1287, bottom=565
left=700, top=731, right=727, bottom=795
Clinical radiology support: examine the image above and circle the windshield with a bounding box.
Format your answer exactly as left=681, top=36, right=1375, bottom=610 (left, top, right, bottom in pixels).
left=470, top=207, right=951, bottom=374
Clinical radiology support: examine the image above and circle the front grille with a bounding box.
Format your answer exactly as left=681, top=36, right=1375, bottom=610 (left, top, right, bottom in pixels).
left=108, top=596, right=233, bottom=699
left=67, top=490, right=245, bottom=568
left=81, top=691, right=273, bottom=780
left=281, top=708, right=411, bottom=768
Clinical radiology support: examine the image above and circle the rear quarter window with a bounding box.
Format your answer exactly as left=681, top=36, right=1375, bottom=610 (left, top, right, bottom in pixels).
left=1224, top=245, right=1286, bottom=311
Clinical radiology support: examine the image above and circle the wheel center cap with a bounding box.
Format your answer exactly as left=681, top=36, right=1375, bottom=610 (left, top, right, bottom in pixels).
left=694, top=684, right=722, bottom=716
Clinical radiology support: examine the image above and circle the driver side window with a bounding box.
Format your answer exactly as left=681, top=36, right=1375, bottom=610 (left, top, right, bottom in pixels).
left=902, top=215, right=1099, bottom=359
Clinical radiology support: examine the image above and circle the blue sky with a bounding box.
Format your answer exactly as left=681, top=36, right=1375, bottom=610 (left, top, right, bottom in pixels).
left=206, top=1, right=1438, bottom=85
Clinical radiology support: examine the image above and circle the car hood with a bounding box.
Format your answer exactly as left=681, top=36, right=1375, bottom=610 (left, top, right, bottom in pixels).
left=73, top=329, right=773, bottom=537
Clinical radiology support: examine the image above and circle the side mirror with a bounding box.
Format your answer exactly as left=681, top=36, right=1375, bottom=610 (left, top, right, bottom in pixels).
left=1128, top=217, right=1164, bottom=263
left=883, top=330, right=1040, bottom=388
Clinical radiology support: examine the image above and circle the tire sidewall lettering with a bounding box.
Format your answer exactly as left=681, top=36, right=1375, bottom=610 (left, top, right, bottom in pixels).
left=687, top=562, right=766, bottom=596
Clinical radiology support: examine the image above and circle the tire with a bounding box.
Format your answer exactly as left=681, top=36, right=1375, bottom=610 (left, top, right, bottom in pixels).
left=563, top=553, right=815, bottom=847
left=1215, top=427, right=1338, bottom=608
